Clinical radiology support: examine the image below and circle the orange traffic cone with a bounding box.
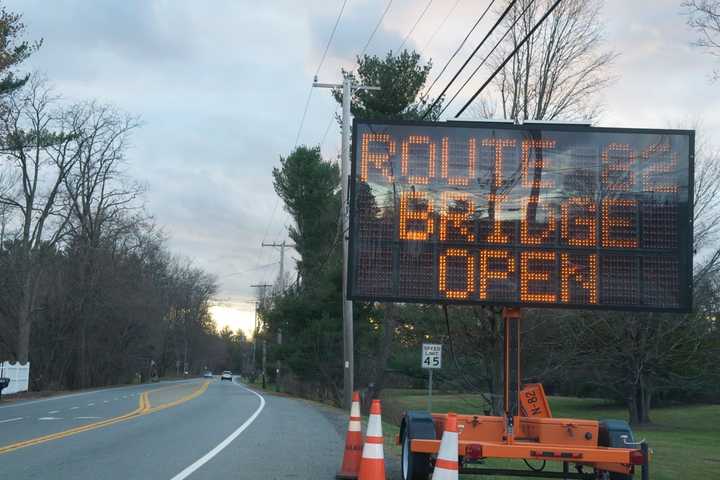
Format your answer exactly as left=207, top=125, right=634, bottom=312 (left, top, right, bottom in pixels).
left=432, top=413, right=459, bottom=480
left=358, top=399, right=385, bottom=480
left=336, top=391, right=363, bottom=479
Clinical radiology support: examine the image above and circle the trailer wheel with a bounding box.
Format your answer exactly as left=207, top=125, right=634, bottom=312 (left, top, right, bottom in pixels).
left=401, top=427, right=431, bottom=480
left=400, top=412, right=436, bottom=480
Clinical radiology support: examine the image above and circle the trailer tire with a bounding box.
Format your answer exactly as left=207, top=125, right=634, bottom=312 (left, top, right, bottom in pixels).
left=400, top=412, right=436, bottom=480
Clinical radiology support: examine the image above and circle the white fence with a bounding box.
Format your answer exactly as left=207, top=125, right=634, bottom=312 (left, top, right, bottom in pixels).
left=0, top=361, right=30, bottom=394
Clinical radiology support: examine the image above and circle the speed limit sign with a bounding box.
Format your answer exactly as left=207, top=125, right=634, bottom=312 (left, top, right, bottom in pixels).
left=421, top=343, right=442, bottom=369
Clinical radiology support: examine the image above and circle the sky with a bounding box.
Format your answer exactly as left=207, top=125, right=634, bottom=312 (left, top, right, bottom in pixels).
left=6, top=0, right=718, bottom=336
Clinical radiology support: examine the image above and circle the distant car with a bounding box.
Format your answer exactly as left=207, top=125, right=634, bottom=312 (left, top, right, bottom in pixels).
left=203, top=371, right=213, bottom=378
left=221, top=371, right=232, bottom=381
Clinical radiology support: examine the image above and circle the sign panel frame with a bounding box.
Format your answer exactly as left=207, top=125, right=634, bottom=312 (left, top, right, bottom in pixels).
left=348, top=119, right=694, bottom=313
left=422, top=343, right=443, bottom=369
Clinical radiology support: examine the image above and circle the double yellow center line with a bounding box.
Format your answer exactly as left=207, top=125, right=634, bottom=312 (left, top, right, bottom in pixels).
left=0, top=380, right=210, bottom=455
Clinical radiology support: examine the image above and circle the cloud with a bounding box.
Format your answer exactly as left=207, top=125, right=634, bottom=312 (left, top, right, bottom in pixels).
left=308, top=0, right=407, bottom=65
left=5, top=0, right=716, bottom=307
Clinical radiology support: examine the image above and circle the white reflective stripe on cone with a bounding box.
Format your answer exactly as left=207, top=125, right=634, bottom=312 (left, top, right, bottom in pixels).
left=437, top=431, right=458, bottom=460
left=361, top=442, right=384, bottom=460
left=351, top=402, right=360, bottom=417
left=366, top=414, right=382, bottom=436
left=349, top=420, right=362, bottom=432
left=432, top=467, right=458, bottom=480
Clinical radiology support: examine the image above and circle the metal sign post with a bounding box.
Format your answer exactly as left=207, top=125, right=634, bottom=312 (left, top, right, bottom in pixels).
left=421, top=343, right=442, bottom=412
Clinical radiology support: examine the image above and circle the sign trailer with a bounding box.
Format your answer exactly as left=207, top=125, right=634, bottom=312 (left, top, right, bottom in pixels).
left=348, top=119, right=694, bottom=479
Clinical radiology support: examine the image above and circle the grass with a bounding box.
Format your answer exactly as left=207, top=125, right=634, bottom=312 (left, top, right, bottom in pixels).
left=381, top=389, right=720, bottom=480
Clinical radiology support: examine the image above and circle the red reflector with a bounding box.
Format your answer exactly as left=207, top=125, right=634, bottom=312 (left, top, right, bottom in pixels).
left=465, top=444, right=483, bottom=459
left=630, top=450, right=645, bottom=465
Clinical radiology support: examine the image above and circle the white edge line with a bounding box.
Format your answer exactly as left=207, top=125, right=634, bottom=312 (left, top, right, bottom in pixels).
left=169, top=382, right=265, bottom=480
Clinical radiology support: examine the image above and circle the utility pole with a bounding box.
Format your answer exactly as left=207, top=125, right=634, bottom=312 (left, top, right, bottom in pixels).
left=251, top=283, right=271, bottom=388
left=261, top=241, right=295, bottom=390
left=261, top=241, right=295, bottom=291
left=314, top=73, right=380, bottom=409
left=251, top=304, right=259, bottom=373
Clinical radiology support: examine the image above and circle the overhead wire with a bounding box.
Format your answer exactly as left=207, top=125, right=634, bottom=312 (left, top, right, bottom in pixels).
left=421, top=0, right=463, bottom=54
left=422, top=0, right=496, bottom=101
left=455, top=0, right=564, bottom=117
left=361, top=0, right=393, bottom=57
left=397, top=0, right=434, bottom=52
left=294, top=0, right=350, bottom=148
left=438, top=0, right=536, bottom=117
left=220, top=261, right=280, bottom=278
left=265, top=0, right=349, bottom=281
left=320, top=107, right=339, bottom=150
left=421, top=0, right=518, bottom=120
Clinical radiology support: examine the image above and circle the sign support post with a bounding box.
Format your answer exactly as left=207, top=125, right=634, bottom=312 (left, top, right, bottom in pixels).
left=421, top=343, right=442, bottom=413
left=428, top=368, right=433, bottom=412
left=502, top=308, right=522, bottom=444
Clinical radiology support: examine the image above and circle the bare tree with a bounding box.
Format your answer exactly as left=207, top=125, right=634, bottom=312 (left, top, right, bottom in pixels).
left=478, top=0, right=616, bottom=121
left=684, top=0, right=720, bottom=79
left=0, top=77, right=82, bottom=363
left=62, top=102, right=142, bottom=246
left=539, top=131, right=720, bottom=425
left=59, top=102, right=142, bottom=387
left=691, top=130, right=720, bottom=283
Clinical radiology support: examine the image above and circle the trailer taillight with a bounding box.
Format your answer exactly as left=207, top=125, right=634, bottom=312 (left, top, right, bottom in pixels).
left=464, top=444, right=483, bottom=459
left=630, top=449, right=645, bottom=465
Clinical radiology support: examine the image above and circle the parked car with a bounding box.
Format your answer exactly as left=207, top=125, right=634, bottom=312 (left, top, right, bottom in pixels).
left=221, top=371, right=232, bottom=381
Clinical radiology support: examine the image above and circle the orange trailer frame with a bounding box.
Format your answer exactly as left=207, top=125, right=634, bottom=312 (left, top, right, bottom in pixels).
left=400, top=308, right=650, bottom=479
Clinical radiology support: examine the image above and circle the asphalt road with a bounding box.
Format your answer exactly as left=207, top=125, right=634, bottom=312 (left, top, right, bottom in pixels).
left=0, top=378, right=345, bottom=479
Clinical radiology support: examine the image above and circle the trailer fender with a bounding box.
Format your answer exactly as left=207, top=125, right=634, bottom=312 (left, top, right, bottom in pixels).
left=597, top=419, right=637, bottom=480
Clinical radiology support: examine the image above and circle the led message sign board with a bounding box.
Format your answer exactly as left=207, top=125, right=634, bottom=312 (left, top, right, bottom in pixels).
left=348, top=120, right=694, bottom=312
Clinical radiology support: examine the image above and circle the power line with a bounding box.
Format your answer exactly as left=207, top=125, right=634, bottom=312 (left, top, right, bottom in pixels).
left=398, top=0, right=434, bottom=52
left=221, top=261, right=279, bottom=278
left=320, top=107, right=339, bottom=149
left=361, top=0, right=393, bottom=57
left=455, top=0, right=564, bottom=118
left=276, top=0, right=350, bottom=278
left=315, top=0, right=350, bottom=79
left=439, top=0, right=536, bottom=117
left=294, top=0, right=350, bottom=148
left=421, top=0, right=463, bottom=55
left=421, top=0, right=517, bottom=120
left=255, top=197, right=281, bottom=276
left=422, top=0, right=496, bottom=100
